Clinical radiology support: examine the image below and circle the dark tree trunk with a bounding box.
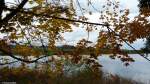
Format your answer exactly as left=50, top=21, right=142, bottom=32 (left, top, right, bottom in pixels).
left=0, top=0, right=5, bottom=21
left=138, top=0, right=150, bottom=15
left=139, top=0, right=150, bottom=56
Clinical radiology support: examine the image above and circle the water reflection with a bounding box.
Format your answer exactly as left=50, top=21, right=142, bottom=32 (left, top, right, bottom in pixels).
left=98, top=54, right=150, bottom=84
left=0, top=54, right=150, bottom=83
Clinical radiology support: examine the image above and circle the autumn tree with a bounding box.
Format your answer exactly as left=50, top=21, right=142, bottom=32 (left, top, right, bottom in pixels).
left=142, top=36, right=150, bottom=56
left=138, top=0, right=150, bottom=56
left=0, top=0, right=82, bottom=68
left=0, top=0, right=150, bottom=68
left=139, top=0, right=150, bottom=16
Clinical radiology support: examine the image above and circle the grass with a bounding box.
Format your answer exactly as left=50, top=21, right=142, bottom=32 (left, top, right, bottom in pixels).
left=0, top=66, right=142, bottom=84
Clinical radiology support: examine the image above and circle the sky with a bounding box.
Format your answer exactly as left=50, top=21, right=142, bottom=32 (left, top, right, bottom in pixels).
left=3, top=0, right=146, bottom=49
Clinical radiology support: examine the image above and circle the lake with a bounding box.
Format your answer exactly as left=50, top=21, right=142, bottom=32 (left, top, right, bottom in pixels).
left=0, top=54, right=150, bottom=84
left=98, top=54, right=150, bottom=84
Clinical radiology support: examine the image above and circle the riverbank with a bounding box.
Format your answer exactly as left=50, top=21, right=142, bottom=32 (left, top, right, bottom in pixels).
left=0, top=54, right=150, bottom=84
left=0, top=66, right=140, bottom=84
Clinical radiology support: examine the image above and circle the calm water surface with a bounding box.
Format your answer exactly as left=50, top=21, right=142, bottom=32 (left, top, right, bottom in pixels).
left=0, top=54, right=150, bottom=83
left=98, top=54, right=150, bottom=84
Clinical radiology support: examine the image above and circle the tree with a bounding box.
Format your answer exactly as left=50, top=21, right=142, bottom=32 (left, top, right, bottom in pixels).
left=0, top=0, right=84, bottom=68
left=0, top=0, right=150, bottom=67
left=138, top=0, right=150, bottom=16
left=142, top=36, right=150, bottom=57
left=139, top=0, right=150, bottom=56
left=0, top=0, right=5, bottom=21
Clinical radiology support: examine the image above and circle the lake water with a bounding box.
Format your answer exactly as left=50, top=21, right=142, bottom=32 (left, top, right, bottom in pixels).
left=0, top=54, right=150, bottom=84
left=98, top=54, right=150, bottom=84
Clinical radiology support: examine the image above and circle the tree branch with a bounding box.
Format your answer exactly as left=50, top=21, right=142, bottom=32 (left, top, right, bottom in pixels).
left=0, top=0, right=5, bottom=21
left=0, top=0, right=28, bottom=28
left=0, top=48, right=52, bottom=63
left=3, top=7, right=109, bottom=27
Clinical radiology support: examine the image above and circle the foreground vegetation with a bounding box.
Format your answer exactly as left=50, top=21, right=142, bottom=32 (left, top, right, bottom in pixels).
left=0, top=66, right=141, bottom=84
left=0, top=0, right=150, bottom=84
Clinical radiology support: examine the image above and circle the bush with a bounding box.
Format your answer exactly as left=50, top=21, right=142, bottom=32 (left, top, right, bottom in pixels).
left=0, top=66, right=141, bottom=84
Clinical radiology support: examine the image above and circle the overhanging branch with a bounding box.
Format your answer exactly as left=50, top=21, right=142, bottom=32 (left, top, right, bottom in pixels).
left=0, top=48, right=52, bottom=63
left=1, top=5, right=150, bottom=63
left=3, top=7, right=109, bottom=27
left=0, top=0, right=28, bottom=27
